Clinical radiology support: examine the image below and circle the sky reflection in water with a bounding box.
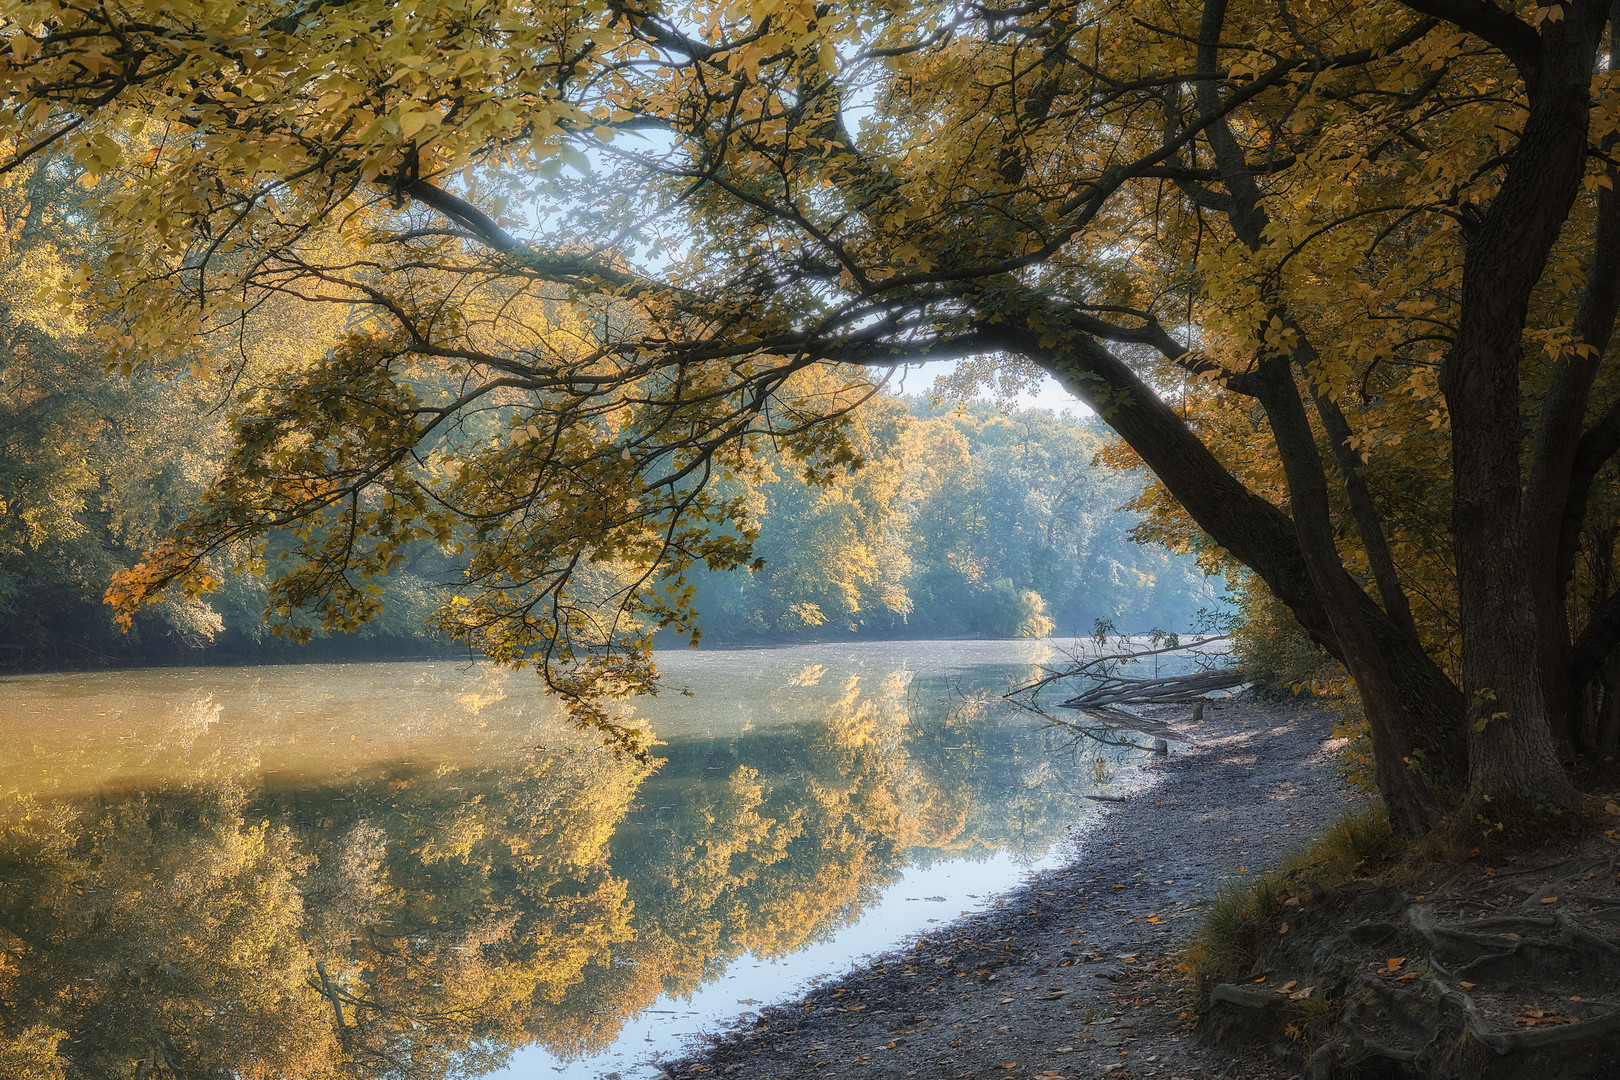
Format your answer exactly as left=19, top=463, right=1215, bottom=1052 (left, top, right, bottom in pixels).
left=0, top=641, right=1131, bottom=1079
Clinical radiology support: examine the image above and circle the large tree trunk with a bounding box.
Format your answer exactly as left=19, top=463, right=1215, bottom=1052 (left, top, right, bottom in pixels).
left=1522, top=5, right=1620, bottom=759
left=1439, top=15, right=1600, bottom=811
left=1176, top=0, right=1462, bottom=826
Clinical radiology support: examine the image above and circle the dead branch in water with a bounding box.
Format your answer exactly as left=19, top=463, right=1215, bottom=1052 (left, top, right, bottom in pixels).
left=1002, top=633, right=1247, bottom=750
left=1008, top=633, right=1232, bottom=699
left=1060, top=667, right=1249, bottom=709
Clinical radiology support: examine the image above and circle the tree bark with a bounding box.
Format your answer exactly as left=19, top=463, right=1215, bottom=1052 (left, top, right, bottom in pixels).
left=1439, top=10, right=1600, bottom=810
left=1009, top=326, right=1469, bottom=804
left=1251, top=354, right=1447, bottom=830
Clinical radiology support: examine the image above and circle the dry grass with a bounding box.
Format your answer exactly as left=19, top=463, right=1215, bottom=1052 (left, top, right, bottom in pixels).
left=1185, top=805, right=1396, bottom=993
left=1184, top=794, right=1599, bottom=996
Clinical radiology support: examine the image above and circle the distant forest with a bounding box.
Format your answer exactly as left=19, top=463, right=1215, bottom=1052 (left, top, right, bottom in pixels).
left=0, top=326, right=1218, bottom=665
left=685, top=398, right=1221, bottom=644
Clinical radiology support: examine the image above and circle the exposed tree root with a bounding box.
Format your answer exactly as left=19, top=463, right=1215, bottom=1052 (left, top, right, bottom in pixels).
left=1197, top=816, right=1620, bottom=1078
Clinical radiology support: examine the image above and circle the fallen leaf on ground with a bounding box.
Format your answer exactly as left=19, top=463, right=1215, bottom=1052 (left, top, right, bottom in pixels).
left=1517, top=1006, right=1576, bottom=1027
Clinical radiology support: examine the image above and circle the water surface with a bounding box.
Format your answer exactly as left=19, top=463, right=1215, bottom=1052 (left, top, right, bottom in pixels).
left=0, top=641, right=1133, bottom=1078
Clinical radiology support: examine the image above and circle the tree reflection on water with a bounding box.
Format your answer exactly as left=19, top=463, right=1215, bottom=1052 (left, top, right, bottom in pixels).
left=0, top=664, right=1083, bottom=1078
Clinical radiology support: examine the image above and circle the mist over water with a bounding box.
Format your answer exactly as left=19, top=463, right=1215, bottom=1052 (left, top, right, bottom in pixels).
left=0, top=642, right=1137, bottom=1078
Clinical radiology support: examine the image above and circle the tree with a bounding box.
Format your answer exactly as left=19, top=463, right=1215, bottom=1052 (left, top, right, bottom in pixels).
left=0, top=151, right=232, bottom=661
left=684, top=399, right=1216, bottom=642
left=0, top=148, right=466, bottom=665
left=899, top=404, right=1215, bottom=637
left=6, top=0, right=1620, bottom=828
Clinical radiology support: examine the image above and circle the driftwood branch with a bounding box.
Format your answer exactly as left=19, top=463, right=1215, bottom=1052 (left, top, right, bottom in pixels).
left=1009, top=633, right=1233, bottom=698
left=1049, top=703, right=1192, bottom=744
left=1060, top=666, right=1249, bottom=709
left=999, top=633, right=1247, bottom=750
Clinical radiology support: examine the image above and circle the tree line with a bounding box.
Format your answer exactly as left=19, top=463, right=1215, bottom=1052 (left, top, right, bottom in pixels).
left=687, top=398, right=1218, bottom=644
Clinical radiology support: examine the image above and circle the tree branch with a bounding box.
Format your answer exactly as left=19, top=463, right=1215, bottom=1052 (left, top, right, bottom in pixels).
left=1570, top=587, right=1620, bottom=690
left=1396, top=0, right=1541, bottom=85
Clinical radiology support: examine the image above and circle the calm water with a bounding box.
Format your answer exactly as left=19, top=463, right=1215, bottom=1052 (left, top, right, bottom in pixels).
left=0, top=641, right=1136, bottom=1079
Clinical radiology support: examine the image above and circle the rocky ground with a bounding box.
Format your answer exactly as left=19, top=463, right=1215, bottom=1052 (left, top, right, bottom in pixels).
left=655, top=697, right=1368, bottom=1080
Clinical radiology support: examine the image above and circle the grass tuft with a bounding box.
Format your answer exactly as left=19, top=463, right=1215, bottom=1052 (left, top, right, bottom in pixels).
left=1280, top=805, right=1396, bottom=881
left=1185, top=872, right=1285, bottom=994
left=1186, top=796, right=1596, bottom=998
left=1187, top=806, right=1393, bottom=993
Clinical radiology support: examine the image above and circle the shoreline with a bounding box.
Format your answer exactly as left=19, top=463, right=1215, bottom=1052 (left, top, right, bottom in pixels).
left=655, top=697, right=1367, bottom=1080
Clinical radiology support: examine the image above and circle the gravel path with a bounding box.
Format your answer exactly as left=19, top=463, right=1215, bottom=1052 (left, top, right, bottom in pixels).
left=656, top=698, right=1369, bottom=1080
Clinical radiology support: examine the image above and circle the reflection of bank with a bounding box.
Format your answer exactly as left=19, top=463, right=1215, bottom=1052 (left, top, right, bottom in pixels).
left=0, top=735, right=648, bottom=1080
left=0, top=651, right=1122, bottom=1079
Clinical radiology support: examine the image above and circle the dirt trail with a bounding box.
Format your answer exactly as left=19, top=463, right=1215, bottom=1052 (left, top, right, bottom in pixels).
left=655, top=698, right=1366, bottom=1080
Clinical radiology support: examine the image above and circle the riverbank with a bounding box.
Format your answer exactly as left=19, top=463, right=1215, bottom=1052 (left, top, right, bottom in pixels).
left=656, top=696, right=1366, bottom=1080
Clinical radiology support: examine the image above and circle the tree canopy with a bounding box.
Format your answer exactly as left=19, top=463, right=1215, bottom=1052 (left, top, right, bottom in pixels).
left=6, top=0, right=1620, bottom=827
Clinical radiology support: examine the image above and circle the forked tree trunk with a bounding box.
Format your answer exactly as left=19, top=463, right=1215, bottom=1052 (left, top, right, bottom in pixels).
left=1253, top=356, right=1454, bottom=831
left=1035, top=335, right=1466, bottom=831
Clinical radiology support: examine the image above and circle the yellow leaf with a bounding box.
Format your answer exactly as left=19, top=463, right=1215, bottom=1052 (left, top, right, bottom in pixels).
left=398, top=110, right=434, bottom=139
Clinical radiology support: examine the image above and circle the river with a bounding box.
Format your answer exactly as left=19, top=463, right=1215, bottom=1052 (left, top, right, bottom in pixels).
left=0, top=640, right=1142, bottom=1079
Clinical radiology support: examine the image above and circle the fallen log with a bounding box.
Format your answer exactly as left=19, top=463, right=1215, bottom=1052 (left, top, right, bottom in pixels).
left=1060, top=667, right=1248, bottom=710
left=1047, top=704, right=1191, bottom=744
